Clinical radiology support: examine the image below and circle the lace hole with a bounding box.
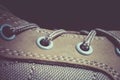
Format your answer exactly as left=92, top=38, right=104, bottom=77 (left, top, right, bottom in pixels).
left=40, top=39, right=50, bottom=46
left=80, top=43, right=90, bottom=51
left=36, top=36, right=53, bottom=50
left=115, top=48, right=120, bottom=56
left=76, top=42, right=93, bottom=55
left=0, top=24, right=16, bottom=41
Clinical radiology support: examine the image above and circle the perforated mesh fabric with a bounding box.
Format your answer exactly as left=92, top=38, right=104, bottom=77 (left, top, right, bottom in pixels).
left=0, top=59, right=111, bottom=80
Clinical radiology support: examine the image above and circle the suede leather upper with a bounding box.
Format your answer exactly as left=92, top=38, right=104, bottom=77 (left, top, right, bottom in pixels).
left=0, top=6, right=120, bottom=80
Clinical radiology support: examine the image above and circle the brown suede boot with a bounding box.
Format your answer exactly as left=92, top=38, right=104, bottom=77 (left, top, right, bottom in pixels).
left=0, top=5, right=120, bottom=80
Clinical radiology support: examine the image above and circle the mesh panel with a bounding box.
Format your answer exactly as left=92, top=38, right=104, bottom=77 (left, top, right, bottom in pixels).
left=0, top=59, right=111, bottom=80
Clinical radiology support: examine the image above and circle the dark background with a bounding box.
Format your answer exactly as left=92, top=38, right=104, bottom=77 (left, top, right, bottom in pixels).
left=0, top=0, right=120, bottom=31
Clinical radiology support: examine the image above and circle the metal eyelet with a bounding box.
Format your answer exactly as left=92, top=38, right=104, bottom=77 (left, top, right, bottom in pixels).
left=0, top=24, right=16, bottom=41
left=36, top=36, right=53, bottom=50
left=76, top=42, right=93, bottom=55
left=76, top=30, right=96, bottom=55
left=115, top=48, right=120, bottom=56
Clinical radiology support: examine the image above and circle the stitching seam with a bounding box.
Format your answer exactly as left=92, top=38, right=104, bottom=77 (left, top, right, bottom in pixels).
left=0, top=47, right=119, bottom=79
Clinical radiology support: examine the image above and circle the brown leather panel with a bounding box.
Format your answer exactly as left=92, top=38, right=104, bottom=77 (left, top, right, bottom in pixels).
left=0, top=28, right=120, bottom=79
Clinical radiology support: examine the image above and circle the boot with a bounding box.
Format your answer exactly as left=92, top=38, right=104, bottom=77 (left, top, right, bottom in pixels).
left=0, top=5, right=120, bottom=80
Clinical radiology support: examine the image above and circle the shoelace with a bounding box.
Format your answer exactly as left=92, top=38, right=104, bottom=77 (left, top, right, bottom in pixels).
left=76, top=30, right=96, bottom=55
left=0, top=23, right=120, bottom=56
left=36, top=29, right=80, bottom=50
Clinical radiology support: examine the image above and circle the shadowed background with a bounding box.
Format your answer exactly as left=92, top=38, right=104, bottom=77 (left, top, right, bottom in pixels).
left=0, top=0, right=120, bottom=31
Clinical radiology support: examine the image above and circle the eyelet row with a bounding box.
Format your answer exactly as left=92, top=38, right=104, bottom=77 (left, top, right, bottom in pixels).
left=36, top=36, right=120, bottom=57
left=36, top=36, right=93, bottom=55
left=0, top=24, right=119, bottom=56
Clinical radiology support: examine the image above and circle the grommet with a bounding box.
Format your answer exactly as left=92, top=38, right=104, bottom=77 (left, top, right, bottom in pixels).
left=76, top=42, right=93, bottom=55
left=0, top=24, right=16, bottom=41
left=36, top=36, right=53, bottom=50
left=115, top=48, right=120, bottom=56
